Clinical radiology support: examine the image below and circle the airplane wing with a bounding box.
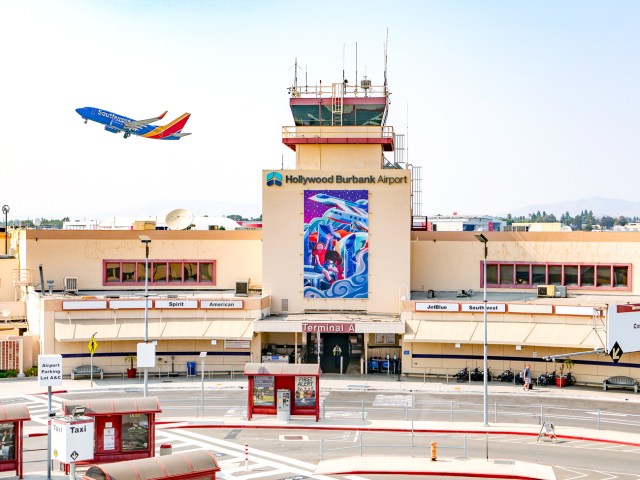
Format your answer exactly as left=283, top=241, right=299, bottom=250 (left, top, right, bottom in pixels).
left=124, top=111, right=168, bottom=131
left=173, top=132, right=191, bottom=137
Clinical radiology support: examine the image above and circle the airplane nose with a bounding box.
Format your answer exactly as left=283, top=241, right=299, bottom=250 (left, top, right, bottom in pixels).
left=76, top=107, right=87, bottom=116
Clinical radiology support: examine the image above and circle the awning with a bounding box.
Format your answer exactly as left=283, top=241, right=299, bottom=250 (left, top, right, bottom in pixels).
left=84, top=451, right=219, bottom=480
left=404, top=319, right=601, bottom=349
left=244, top=363, right=321, bottom=376
left=0, top=404, right=30, bottom=422
left=525, top=324, right=599, bottom=348
left=63, top=396, right=161, bottom=415
left=204, top=319, right=253, bottom=339
left=54, top=318, right=254, bottom=341
left=404, top=320, right=478, bottom=343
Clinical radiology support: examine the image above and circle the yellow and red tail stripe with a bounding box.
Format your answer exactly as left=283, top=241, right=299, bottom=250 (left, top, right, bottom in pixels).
left=143, top=113, right=191, bottom=139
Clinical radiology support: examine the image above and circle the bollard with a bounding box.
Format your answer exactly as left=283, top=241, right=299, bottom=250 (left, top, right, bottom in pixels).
left=159, top=444, right=172, bottom=456
left=244, top=443, right=249, bottom=470
left=430, top=441, right=437, bottom=461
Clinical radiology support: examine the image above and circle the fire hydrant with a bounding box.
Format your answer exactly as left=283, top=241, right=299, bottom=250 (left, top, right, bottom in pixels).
left=430, top=441, right=437, bottom=461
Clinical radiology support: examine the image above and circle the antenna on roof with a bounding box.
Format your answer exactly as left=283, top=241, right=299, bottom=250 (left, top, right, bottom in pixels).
left=294, top=57, right=298, bottom=92
left=342, top=43, right=346, bottom=85
left=384, top=28, right=389, bottom=95
left=355, top=42, right=358, bottom=93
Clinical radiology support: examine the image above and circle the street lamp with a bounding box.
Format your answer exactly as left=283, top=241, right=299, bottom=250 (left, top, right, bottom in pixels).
left=139, top=235, right=151, bottom=397
left=2, top=205, right=9, bottom=255
left=474, top=233, right=489, bottom=427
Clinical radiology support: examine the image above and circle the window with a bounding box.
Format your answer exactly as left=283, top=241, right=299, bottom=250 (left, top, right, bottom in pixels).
left=103, top=260, right=216, bottom=286
left=482, top=262, right=630, bottom=290
left=580, top=266, right=595, bottom=287
left=500, top=264, right=514, bottom=285
left=564, top=266, right=578, bottom=286
left=548, top=266, right=562, bottom=285
left=516, top=265, right=530, bottom=285
left=597, top=266, right=611, bottom=287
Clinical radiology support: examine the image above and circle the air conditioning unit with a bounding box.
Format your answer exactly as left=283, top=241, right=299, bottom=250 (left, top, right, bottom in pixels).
left=554, top=285, right=568, bottom=298
left=63, top=277, right=78, bottom=294
left=537, top=285, right=555, bottom=298
left=235, top=281, right=248, bottom=297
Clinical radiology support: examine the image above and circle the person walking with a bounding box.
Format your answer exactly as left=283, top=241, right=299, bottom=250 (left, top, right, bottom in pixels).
left=523, top=364, right=532, bottom=391
left=332, top=344, right=342, bottom=371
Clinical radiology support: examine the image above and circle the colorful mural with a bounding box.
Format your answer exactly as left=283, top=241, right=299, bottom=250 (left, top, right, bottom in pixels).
left=304, top=190, right=368, bottom=298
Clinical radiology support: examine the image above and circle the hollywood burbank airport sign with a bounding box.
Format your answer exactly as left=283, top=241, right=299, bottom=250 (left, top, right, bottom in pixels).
left=284, top=174, right=407, bottom=186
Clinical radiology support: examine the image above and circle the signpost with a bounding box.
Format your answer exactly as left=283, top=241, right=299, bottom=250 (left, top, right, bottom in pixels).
left=88, top=333, right=98, bottom=387
left=38, top=355, right=63, bottom=480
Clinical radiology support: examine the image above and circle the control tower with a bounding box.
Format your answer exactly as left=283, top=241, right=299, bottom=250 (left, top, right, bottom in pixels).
left=263, top=74, right=411, bottom=315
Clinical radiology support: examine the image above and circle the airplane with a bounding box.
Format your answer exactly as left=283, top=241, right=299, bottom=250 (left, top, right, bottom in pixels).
left=309, top=193, right=369, bottom=231
left=75, top=107, right=191, bottom=140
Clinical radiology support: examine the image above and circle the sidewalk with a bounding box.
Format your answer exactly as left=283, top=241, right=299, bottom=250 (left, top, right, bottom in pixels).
left=5, top=373, right=639, bottom=480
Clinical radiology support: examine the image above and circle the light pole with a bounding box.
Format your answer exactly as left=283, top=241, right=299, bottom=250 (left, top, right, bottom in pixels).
left=474, top=233, right=489, bottom=427
left=2, top=205, right=9, bottom=254
left=139, top=235, right=151, bottom=397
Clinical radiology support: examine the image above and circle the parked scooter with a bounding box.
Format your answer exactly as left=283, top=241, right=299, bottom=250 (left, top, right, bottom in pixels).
left=514, top=372, right=526, bottom=385
left=454, top=367, right=469, bottom=382
left=538, top=370, right=557, bottom=386
left=497, top=369, right=515, bottom=382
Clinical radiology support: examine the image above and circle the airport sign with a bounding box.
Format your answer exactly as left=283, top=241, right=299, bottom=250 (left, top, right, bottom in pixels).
left=607, top=304, right=640, bottom=354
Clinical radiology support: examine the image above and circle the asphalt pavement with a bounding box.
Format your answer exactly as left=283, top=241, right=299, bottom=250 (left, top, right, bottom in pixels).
left=4, top=372, right=640, bottom=480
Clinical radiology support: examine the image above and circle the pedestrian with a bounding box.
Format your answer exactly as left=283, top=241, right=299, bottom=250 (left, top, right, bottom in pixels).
left=332, top=344, right=342, bottom=369
left=523, top=364, right=532, bottom=391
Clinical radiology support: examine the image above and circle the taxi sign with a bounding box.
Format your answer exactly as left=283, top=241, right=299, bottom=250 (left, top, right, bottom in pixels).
left=88, top=336, right=98, bottom=355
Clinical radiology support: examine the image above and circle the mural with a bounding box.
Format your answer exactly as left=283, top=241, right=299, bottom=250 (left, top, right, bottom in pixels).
left=304, top=190, right=368, bottom=298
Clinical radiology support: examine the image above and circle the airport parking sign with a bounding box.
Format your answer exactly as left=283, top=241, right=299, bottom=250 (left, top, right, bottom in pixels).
left=38, top=355, right=63, bottom=387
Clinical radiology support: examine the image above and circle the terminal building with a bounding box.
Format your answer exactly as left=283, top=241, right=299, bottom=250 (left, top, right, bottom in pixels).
left=1, top=74, right=639, bottom=384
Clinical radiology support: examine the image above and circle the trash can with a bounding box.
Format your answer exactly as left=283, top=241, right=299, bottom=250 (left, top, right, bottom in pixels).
left=159, top=444, right=172, bottom=456
left=187, top=361, right=196, bottom=376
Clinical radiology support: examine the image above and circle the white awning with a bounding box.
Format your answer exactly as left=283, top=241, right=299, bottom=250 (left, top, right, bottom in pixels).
left=404, top=319, right=601, bottom=349
left=55, top=318, right=254, bottom=341
left=204, top=320, right=253, bottom=339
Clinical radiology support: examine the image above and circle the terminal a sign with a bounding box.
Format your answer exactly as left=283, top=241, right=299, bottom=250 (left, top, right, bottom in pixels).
left=302, top=322, right=356, bottom=333
left=284, top=174, right=407, bottom=186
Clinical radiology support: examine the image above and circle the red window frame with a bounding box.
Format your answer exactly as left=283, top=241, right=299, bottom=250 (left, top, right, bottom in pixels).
left=480, top=261, right=631, bottom=291
left=103, top=260, right=216, bottom=286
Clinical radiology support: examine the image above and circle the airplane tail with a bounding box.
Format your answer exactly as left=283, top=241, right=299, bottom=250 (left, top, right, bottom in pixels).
left=144, top=113, right=191, bottom=139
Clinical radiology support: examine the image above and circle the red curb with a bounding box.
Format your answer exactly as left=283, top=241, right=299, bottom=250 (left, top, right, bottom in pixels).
left=36, top=390, right=67, bottom=395
left=161, top=423, right=640, bottom=447
left=323, top=470, right=542, bottom=479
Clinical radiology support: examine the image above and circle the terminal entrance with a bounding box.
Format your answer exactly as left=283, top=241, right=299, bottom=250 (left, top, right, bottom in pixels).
left=306, top=333, right=363, bottom=374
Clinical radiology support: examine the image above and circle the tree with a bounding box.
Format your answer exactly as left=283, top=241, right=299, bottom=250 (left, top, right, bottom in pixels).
left=599, top=216, right=615, bottom=229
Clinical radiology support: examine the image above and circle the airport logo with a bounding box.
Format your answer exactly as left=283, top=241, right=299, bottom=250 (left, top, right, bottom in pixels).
left=266, top=171, right=283, bottom=187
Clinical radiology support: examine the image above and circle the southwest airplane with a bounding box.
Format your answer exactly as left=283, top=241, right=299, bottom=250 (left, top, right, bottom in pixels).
left=75, top=107, right=191, bottom=140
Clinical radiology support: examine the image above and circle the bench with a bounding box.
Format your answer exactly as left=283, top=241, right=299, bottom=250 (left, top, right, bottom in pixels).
left=71, top=365, right=103, bottom=380
left=603, top=376, right=638, bottom=393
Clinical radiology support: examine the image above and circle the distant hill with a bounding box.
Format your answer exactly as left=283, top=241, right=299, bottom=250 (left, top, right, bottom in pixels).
left=509, top=197, right=640, bottom=218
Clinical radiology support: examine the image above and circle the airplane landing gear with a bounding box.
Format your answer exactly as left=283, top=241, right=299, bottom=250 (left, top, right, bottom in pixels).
left=84, top=119, right=87, bottom=124
left=123, top=132, right=131, bottom=139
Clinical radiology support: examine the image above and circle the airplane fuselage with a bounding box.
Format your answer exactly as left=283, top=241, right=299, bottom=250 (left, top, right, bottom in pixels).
left=75, top=107, right=190, bottom=140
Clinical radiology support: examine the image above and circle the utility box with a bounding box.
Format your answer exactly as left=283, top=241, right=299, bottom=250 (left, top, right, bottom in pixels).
left=51, top=415, right=95, bottom=464
left=276, top=390, right=291, bottom=422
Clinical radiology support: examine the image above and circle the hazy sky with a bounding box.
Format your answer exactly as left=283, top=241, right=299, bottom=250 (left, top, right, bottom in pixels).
left=2, top=1, right=638, bottom=221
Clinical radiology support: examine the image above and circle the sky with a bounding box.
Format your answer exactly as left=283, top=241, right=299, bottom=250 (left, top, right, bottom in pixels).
left=2, top=1, right=638, bottom=221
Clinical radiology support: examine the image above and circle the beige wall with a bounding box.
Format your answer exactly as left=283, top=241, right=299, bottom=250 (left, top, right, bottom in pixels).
left=296, top=144, right=383, bottom=170
left=0, top=257, right=19, bottom=302
left=23, top=230, right=262, bottom=292
left=263, top=168, right=411, bottom=314
left=411, top=231, right=640, bottom=294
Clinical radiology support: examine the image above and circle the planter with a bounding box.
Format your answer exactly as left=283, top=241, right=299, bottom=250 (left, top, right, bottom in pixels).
left=555, top=377, right=567, bottom=387
left=127, top=368, right=137, bottom=378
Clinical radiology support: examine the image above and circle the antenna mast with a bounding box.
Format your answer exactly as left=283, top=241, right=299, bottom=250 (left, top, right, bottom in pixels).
left=355, top=42, right=358, bottom=91
left=384, top=29, right=389, bottom=96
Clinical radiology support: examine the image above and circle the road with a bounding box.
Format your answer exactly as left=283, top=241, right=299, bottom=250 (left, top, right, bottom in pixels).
left=10, top=386, right=640, bottom=479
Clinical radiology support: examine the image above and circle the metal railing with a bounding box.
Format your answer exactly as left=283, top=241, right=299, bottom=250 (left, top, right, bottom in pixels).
left=319, top=431, right=467, bottom=460
left=282, top=125, right=395, bottom=140
left=319, top=397, right=640, bottom=433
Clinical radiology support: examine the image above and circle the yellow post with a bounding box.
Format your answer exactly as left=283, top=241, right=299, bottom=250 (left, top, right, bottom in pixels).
left=430, top=441, right=437, bottom=461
